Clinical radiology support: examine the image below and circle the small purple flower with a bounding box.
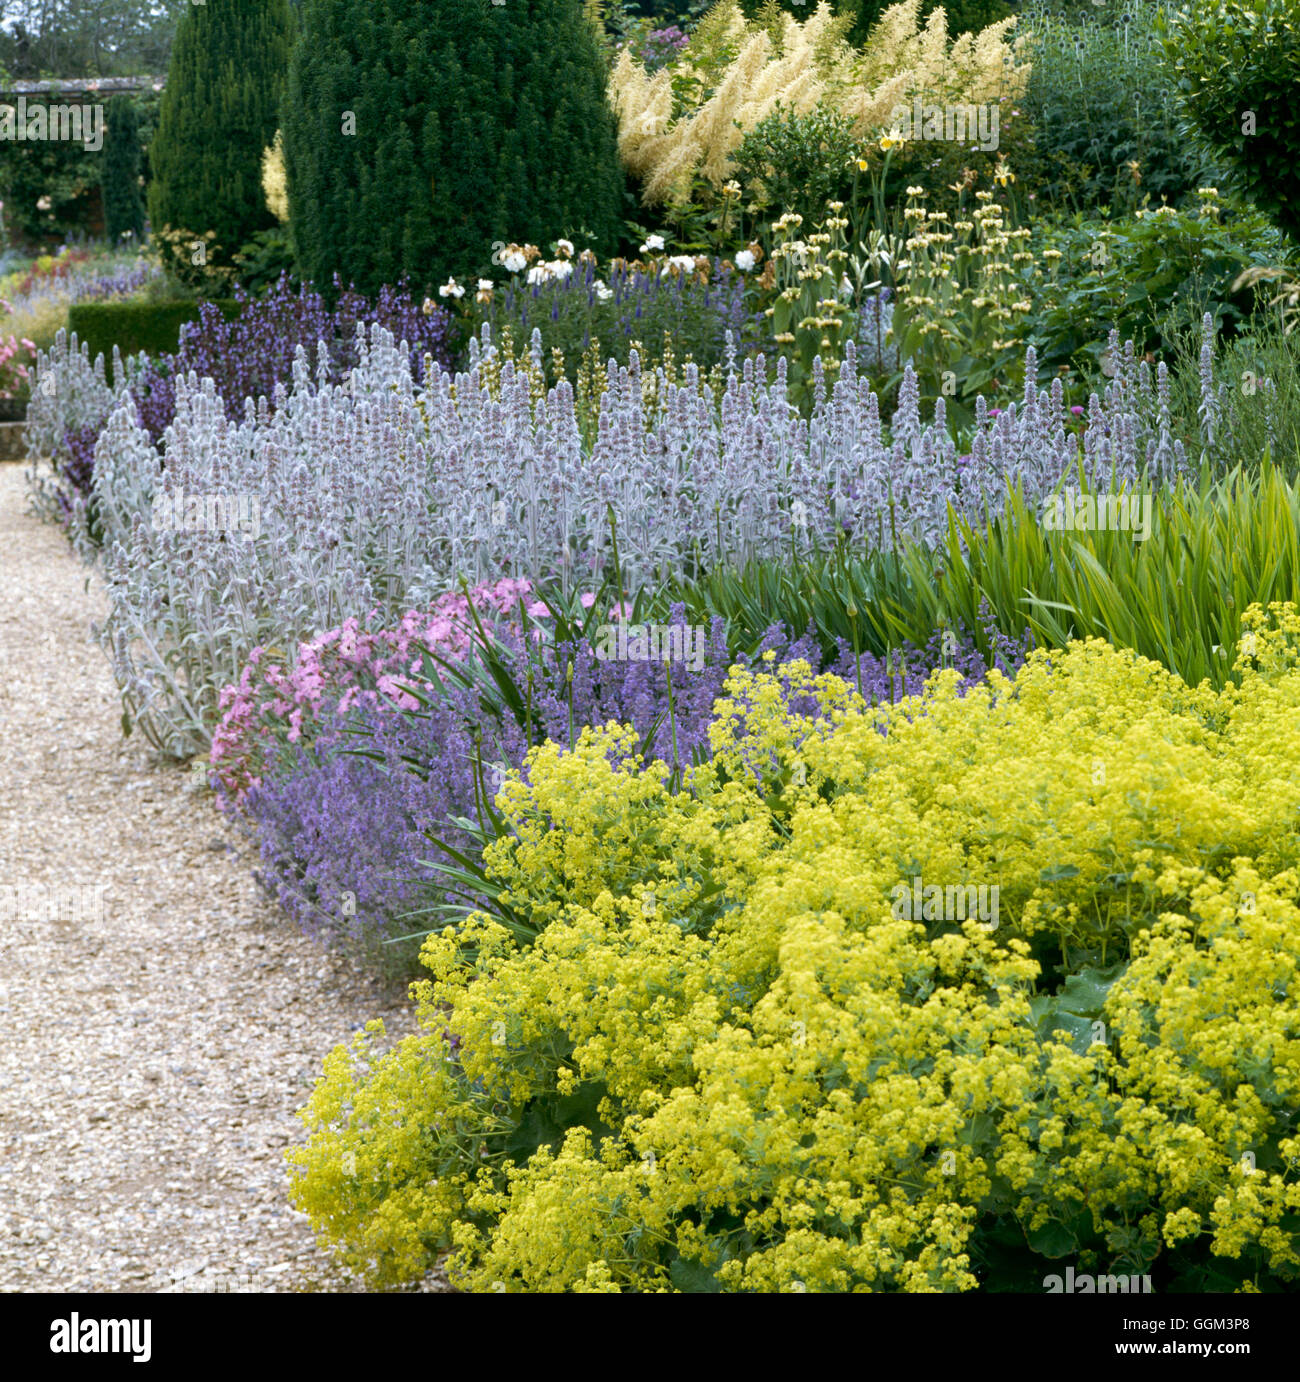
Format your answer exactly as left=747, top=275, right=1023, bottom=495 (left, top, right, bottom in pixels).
left=131, top=273, right=455, bottom=443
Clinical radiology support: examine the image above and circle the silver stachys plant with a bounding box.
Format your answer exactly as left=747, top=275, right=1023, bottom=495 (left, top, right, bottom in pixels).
left=24, top=329, right=137, bottom=524
left=40, top=315, right=1212, bottom=758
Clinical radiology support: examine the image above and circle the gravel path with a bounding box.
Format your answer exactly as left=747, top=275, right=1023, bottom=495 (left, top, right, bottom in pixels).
left=0, top=464, right=445, bottom=1293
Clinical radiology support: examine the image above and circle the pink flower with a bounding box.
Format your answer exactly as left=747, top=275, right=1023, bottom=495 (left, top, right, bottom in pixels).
left=211, top=576, right=550, bottom=799
left=579, top=592, right=597, bottom=609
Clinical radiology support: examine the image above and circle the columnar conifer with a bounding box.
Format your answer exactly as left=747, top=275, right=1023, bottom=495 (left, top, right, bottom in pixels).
left=147, top=0, right=294, bottom=263
left=282, top=0, right=626, bottom=296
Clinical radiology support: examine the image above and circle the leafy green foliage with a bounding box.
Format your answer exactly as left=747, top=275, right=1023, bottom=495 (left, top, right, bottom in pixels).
left=0, top=87, right=162, bottom=248
left=101, top=95, right=145, bottom=246
left=233, top=227, right=298, bottom=296
left=0, top=138, right=97, bottom=249
left=1017, top=0, right=1221, bottom=217
left=1027, top=192, right=1290, bottom=376
left=650, top=461, right=1300, bottom=694
left=283, top=0, right=628, bottom=299
left=731, top=102, right=857, bottom=224
left=146, top=0, right=294, bottom=272
left=1158, top=0, right=1300, bottom=242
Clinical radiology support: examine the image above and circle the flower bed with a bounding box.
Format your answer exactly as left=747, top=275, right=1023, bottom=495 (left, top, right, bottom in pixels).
left=29, top=309, right=1197, bottom=759
left=286, top=610, right=1300, bottom=1293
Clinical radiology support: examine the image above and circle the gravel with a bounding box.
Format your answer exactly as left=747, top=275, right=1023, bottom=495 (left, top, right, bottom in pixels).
left=0, top=464, right=449, bottom=1293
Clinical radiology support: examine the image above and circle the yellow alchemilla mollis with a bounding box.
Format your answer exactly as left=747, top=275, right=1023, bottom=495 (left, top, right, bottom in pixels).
left=289, top=617, right=1300, bottom=1290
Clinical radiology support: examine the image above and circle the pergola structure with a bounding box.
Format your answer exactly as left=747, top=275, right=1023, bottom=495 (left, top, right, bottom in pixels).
left=0, top=76, right=164, bottom=101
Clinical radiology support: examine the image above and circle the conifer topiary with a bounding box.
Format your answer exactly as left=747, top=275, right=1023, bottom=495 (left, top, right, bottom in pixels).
left=282, top=0, right=626, bottom=297
left=147, top=0, right=294, bottom=270
left=101, top=95, right=146, bottom=246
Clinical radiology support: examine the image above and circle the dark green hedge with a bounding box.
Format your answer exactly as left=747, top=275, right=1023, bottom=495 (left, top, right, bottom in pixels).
left=283, top=0, right=626, bottom=298
left=67, top=300, right=239, bottom=381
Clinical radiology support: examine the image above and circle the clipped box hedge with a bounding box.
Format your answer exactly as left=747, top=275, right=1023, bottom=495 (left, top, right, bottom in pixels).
left=66, top=299, right=240, bottom=381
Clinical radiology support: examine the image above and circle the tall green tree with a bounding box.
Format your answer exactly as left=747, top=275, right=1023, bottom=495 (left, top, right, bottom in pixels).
left=282, top=0, right=627, bottom=297
left=0, top=1, right=191, bottom=78
left=100, top=93, right=146, bottom=244
left=146, top=0, right=293, bottom=264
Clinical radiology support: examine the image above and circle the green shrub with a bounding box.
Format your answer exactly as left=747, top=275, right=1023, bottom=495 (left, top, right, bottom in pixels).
left=288, top=618, right=1300, bottom=1290
left=101, top=95, right=146, bottom=247
left=731, top=102, right=858, bottom=225
left=1027, top=191, right=1289, bottom=377
left=0, top=132, right=101, bottom=249
left=1158, top=0, right=1300, bottom=242
left=283, top=0, right=627, bottom=299
left=233, top=227, right=299, bottom=296
left=147, top=0, right=294, bottom=274
left=66, top=300, right=239, bottom=381
left=0, top=90, right=162, bottom=248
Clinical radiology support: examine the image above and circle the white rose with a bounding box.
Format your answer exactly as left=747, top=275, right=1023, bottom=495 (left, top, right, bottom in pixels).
left=660, top=254, right=697, bottom=278
left=734, top=250, right=755, bottom=272
left=640, top=233, right=666, bottom=252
